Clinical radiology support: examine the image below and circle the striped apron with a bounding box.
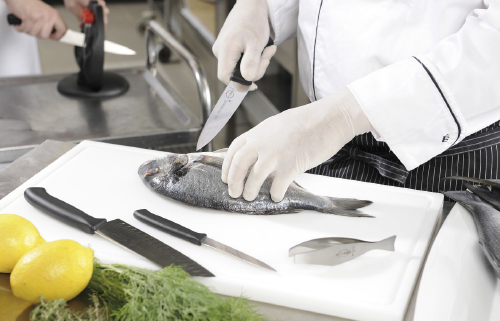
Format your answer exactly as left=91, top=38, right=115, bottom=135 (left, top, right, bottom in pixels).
left=307, top=121, right=500, bottom=196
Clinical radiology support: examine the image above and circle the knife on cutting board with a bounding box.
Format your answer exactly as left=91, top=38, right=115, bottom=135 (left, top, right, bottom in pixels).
left=134, top=209, right=277, bottom=272
left=7, top=14, right=136, bottom=56
left=24, top=187, right=214, bottom=277
left=196, top=37, right=274, bottom=150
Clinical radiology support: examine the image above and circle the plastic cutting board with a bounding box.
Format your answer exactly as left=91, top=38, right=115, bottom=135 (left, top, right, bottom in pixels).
left=0, top=141, right=442, bottom=321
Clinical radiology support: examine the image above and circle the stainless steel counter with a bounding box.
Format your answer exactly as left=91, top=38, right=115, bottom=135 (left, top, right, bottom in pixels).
left=0, top=68, right=201, bottom=163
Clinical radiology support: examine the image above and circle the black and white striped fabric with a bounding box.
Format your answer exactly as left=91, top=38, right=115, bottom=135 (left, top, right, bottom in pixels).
left=307, top=121, right=500, bottom=195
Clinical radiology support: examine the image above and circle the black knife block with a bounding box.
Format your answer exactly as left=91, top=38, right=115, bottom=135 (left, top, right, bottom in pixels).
left=57, top=1, right=129, bottom=99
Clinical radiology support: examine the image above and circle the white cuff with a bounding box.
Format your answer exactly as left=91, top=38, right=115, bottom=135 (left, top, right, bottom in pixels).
left=348, top=57, right=467, bottom=170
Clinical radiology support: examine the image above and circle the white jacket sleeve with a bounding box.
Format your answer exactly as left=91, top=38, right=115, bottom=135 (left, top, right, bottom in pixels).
left=348, top=1, right=500, bottom=170
left=267, top=0, right=299, bottom=45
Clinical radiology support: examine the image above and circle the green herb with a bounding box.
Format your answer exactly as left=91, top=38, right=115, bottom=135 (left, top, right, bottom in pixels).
left=30, top=294, right=108, bottom=321
left=30, top=262, right=264, bottom=321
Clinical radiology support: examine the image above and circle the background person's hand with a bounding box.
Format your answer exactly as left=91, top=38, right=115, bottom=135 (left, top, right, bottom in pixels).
left=212, top=0, right=276, bottom=91
left=64, top=0, right=110, bottom=25
left=221, top=88, right=374, bottom=202
left=5, top=0, right=67, bottom=40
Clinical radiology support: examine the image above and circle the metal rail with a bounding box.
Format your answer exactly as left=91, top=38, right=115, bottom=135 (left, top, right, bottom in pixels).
left=145, top=20, right=212, bottom=151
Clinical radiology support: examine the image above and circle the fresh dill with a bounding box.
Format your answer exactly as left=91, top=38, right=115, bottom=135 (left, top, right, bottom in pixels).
left=30, top=262, right=264, bottom=321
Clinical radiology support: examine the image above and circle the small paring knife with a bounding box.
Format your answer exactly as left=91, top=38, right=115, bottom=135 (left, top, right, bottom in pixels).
left=6, top=14, right=136, bottom=56
left=196, top=37, right=274, bottom=150
left=134, top=209, right=277, bottom=272
left=24, top=187, right=213, bottom=277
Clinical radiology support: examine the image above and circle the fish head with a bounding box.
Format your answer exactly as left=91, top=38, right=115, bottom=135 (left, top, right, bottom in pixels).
left=138, top=154, right=190, bottom=184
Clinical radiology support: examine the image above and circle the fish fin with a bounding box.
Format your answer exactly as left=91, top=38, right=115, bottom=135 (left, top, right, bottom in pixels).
left=331, top=208, right=375, bottom=218
left=291, top=180, right=306, bottom=190
left=325, top=196, right=373, bottom=210
left=315, top=205, right=374, bottom=217
left=441, top=190, right=483, bottom=204
left=442, top=176, right=500, bottom=189
left=463, top=183, right=500, bottom=211
left=193, top=155, right=224, bottom=168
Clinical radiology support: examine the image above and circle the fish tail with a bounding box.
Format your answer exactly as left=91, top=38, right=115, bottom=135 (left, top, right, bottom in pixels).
left=315, top=204, right=374, bottom=218
left=326, top=196, right=373, bottom=210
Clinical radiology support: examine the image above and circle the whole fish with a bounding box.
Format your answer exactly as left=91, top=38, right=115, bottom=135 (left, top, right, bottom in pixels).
left=442, top=190, right=500, bottom=278
left=138, top=150, right=373, bottom=217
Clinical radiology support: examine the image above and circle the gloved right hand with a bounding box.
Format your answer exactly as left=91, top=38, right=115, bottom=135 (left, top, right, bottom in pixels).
left=5, top=0, right=67, bottom=40
left=213, top=0, right=277, bottom=91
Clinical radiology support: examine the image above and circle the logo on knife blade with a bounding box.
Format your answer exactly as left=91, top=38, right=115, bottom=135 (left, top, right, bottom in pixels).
left=226, top=90, right=234, bottom=99
left=336, top=249, right=352, bottom=258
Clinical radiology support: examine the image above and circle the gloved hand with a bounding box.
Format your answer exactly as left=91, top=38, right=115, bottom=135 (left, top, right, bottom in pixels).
left=221, top=88, right=374, bottom=202
left=212, top=0, right=277, bottom=91
left=64, top=0, right=110, bottom=25
left=5, top=0, right=67, bottom=40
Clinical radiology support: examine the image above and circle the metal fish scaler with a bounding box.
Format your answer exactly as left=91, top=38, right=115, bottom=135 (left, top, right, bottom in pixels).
left=138, top=150, right=372, bottom=216
left=289, top=236, right=396, bottom=266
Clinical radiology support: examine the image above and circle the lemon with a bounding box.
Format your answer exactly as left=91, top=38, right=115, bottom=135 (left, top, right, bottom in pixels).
left=10, top=239, right=94, bottom=303
left=0, top=214, right=46, bottom=273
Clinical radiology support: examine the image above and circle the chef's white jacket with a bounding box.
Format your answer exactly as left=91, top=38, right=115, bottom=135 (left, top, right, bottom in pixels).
left=0, top=1, right=41, bottom=77
left=267, top=0, right=500, bottom=170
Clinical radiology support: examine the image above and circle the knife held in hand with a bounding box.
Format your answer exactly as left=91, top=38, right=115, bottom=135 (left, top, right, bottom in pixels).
left=134, top=209, right=277, bottom=272
left=196, top=37, right=274, bottom=150
left=7, top=14, right=136, bottom=55
left=24, top=187, right=213, bottom=277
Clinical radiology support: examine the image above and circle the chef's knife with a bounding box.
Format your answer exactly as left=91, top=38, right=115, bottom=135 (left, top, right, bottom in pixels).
left=24, top=187, right=213, bottom=277
left=196, top=37, right=274, bottom=150
left=134, top=209, right=277, bottom=272
left=7, top=14, right=136, bottom=55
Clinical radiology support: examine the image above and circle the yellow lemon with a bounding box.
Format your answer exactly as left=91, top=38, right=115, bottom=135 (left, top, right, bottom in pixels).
left=0, top=214, right=46, bottom=273
left=10, top=239, right=94, bottom=303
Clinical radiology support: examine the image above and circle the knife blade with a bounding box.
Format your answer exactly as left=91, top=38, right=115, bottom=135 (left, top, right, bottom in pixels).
left=7, top=14, right=136, bottom=55
left=24, top=187, right=214, bottom=277
left=196, top=37, right=274, bottom=150
left=134, top=209, right=277, bottom=272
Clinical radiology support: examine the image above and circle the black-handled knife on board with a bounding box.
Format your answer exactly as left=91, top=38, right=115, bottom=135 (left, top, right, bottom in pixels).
left=134, top=209, right=277, bottom=272
left=24, top=187, right=214, bottom=277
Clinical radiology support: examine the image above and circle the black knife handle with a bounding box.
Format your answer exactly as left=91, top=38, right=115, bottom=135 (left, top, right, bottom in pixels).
left=230, top=37, right=274, bottom=86
left=134, top=209, right=207, bottom=246
left=24, top=187, right=107, bottom=234
left=7, top=14, right=56, bottom=34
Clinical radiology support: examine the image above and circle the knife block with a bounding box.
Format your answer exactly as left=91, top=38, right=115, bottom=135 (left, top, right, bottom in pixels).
left=57, top=1, right=129, bottom=99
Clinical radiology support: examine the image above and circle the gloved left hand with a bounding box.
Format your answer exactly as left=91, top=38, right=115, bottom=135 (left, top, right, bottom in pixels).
left=221, top=88, right=374, bottom=202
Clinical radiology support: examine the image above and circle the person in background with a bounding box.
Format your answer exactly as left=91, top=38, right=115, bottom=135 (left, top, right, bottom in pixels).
left=0, top=0, right=108, bottom=77
left=214, top=0, right=500, bottom=202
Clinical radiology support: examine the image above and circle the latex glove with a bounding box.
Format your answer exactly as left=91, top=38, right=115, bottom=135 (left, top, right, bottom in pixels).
left=221, top=88, right=374, bottom=202
left=5, top=0, right=67, bottom=40
left=64, top=0, right=110, bottom=25
left=212, top=0, right=277, bottom=91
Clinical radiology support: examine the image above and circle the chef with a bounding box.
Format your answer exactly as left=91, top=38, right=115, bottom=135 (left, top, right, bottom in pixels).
left=214, top=0, right=500, bottom=202
left=0, top=0, right=108, bottom=77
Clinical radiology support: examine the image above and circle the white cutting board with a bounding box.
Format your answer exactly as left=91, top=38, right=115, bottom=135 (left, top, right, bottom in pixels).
left=0, top=141, right=442, bottom=321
